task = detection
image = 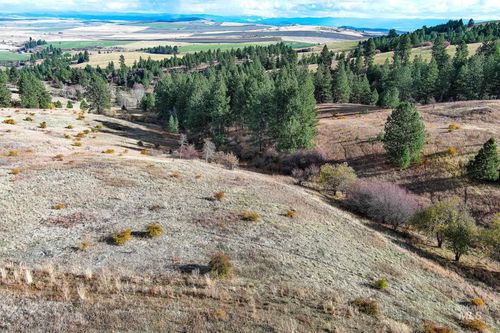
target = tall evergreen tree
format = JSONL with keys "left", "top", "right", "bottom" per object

{"left": 383, "top": 102, "right": 425, "bottom": 168}
{"left": 467, "top": 138, "right": 500, "bottom": 181}
{"left": 314, "top": 64, "right": 333, "bottom": 103}
{"left": 332, "top": 63, "right": 351, "bottom": 103}
{"left": 85, "top": 74, "right": 111, "bottom": 114}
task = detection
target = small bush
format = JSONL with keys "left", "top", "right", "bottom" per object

{"left": 137, "top": 140, "right": 144, "bottom": 147}
{"left": 79, "top": 242, "right": 89, "bottom": 251}
{"left": 72, "top": 141, "right": 82, "bottom": 147}
{"left": 347, "top": 180, "right": 420, "bottom": 230}
{"left": 140, "top": 149, "right": 151, "bottom": 156}
{"left": 214, "top": 191, "right": 225, "bottom": 201}
{"left": 208, "top": 253, "right": 233, "bottom": 278}
{"left": 448, "top": 123, "right": 460, "bottom": 132}
{"left": 2, "top": 119, "right": 16, "bottom": 125}
{"left": 53, "top": 154, "right": 64, "bottom": 161}
{"left": 102, "top": 149, "right": 115, "bottom": 154}
{"left": 179, "top": 144, "right": 199, "bottom": 160}
{"left": 145, "top": 223, "right": 164, "bottom": 238}
{"left": 7, "top": 150, "right": 17, "bottom": 157}
{"left": 281, "top": 148, "right": 327, "bottom": 174}
{"left": 95, "top": 124, "right": 103, "bottom": 130}
{"left": 447, "top": 147, "right": 457, "bottom": 156}
{"left": 319, "top": 163, "right": 358, "bottom": 192}
{"left": 241, "top": 211, "right": 260, "bottom": 222}
{"left": 39, "top": 121, "right": 47, "bottom": 129}
{"left": 54, "top": 101, "right": 63, "bottom": 108}
{"left": 52, "top": 203, "right": 66, "bottom": 210}
{"left": 112, "top": 229, "right": 132, "bottom": 246}
{"left": 463, "top": 319, "right": 488, "bottom": 332}
{"left": 64, "top": 134, "right": 71, "bottom": 139}
{"left": 76, "top": 132, "right": 85, "bottom": 139}
{"left": 24, "top": 116, "right": 33, "bottom": 122}
{"left": 470, "top": 298, "right": 485, "bottom": 307}
{"left": 291, "top": 164, "right": 320, "bottom": 184}
{"left": 77, "top": 114, "right": 85, "bottom": 120}
{"left": 10, "top": 168, "right": 20, "bottom": 175}
{"left": 423, "top": 322, "right": 455, "bottom": 333}
{"left": 212, "top": 151, "right": 239, "bottom": 170}
{"left": 286, "top": 209, "right": 297, "bottom": 219}
{"left": 373, "top": 277, "right": 389, "bottom": 290}
{"left": 351, "top": 298, "right": 381, "bottom": 316}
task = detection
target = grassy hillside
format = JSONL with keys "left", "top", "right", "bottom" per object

{"left": 1, "top": 106, "right": 498, "bottom": 332}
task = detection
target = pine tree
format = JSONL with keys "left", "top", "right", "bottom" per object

{"left": 364, "top": 39, "right": 376, "bottom": 67}
{"left": 394, "top": 34, "right": 412, "bottom": 64}
{"left": 432, "top": 35, "right": 450, "bottom": 68}
{"left": 383, "top": 102, "right": 425, "bottom": 168}
{"left": 140, "top": 93, "right": 155, "bottom": 112}
{"left": 84, "top": 74, "right": 111, "bottom": 114}
{"left": 167, "top": 114, "right": 179, "bottom": 133}
{"left": 246, "top": 73, "right": 275, "bottom": 151}
{"left": 332, "top": 63, "right": 351, "bottom": 103}
{"left": 0, "top": 74, "right": 11, "bottom": 107}
{"left": 314, "top": 64, "right": 333, "bottom": 103}
{"left": 18, "top": 72, "right": 51, "bottom": 109}
{"left": 207, "top": 76, "right": 230, "bottom": 144}
{"left": 467, "top": 138, "right": 500, "bottom": 181}
{"left": 272, "top": 66, "right": 317, "bottom": 151}
{"left": 319, "top": 45, "right": 332, "bottom": 68}
{"left": 380, "top": 86, "right": 400, "bottom": 108}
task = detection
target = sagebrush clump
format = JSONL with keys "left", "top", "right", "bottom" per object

{"left": 463, "top": 319, "right": 488, "bottom": 332}
{"left": 373, "top": 277, "right": 389, "bottom": 290}
{"left": 214, "top": 191, "right": 225, "bottom": 201}
{"left": 423, "top": 322, "right": 455, "bottom": 333}
{"left": 241, "top": 211, "right": 260, "bottom": 222}
{"left": 209, "top": 253, "right": 233, "bottom": 278}
{"left": 145, "top": 223, "right": 164, "bottom": 238}
{"left": 319, "top": 162, "right": 357, "bottom": 192}
{"left": 351, "top": 298, "right": 381, "bottom": 316}
{"left": 112, "top": 229, "right": 132, "bottom": 246}
{"left": 2, "top": 119, "right": 16, "bottom": 125}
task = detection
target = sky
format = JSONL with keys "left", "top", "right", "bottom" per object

{"left": 0, "top": 0, "right": 499, "bottom": 20}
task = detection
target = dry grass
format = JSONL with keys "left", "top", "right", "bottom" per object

{"left": 102, "top": 149, "right": 115, "bottom": 154}
{"left": 424, "top": 322, "right": 456, "bottom": 333}
{"left": 2, "top": 118, "right": 16, "bottom": 125}
{"left": 214, "top": 191, "right": 225, "bottom": 201}
{"left": 463, "top": 319, "right": 489, "bottom": 332}
{"left": 286, "top": 209, "right": 297, "bottom": 218}
{"left": 39, "top": 121, "right": 47, "bottom": 129}
{"left": 7, "top": 149, "right": 18, "bottom": 157}
{"left": 240, "top": 211, "right": 260, "bottom": 222}
{"left": 111, "top": 229, "right": 133, "bottom": 246}
{"left": 52, "top": 203, "right": 66, "bottom": 210}
{"left": 351, "top": 298, "right": 381, "bottom": 317}
{"left": 9, "top": 168, "right": 21, "bottom": 175}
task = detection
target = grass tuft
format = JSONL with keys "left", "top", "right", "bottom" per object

{"left": 470, "top": 298, "right": 485, "bottom": 307}
{"left": 2, "top": 119, "right": 16, "bottom": 125}
{"left": 7, "top": 150, "right": 17, "bottom": 157}
{"left": 24, "top": 116, "right": 33, "bottom": 122}
{"left": 102, "top": 149, "right": 115, "bottom": 154}
{"left": 52, "top": 203, "right": 66, "bottom": 210}
{"left": 424, "top": 322, "right": 456, "bottom": 333}
{"left": 373, "top": 277, "right": 389, "bottom": 290}
{"left": 241, "top": 211, "right": 261, "bottom": 222}
{"left": 112, "top": 229, "right": 132, "bottom": 246}
{"left": 286, "top": 209, "right": 297, "bottom": 218}
{"left": 214, "top": 191, "right": 225, "bottom": 201}
{"left": 209, "top": 252, "right": 233, "bottom": 278}
{"left": 39, "top": 121, "right": 47, "bottom": 129}
{"left": 140, "top": 149, "right": 151, "bottom": 156}
{"left": 146, "top": 223, "right": 164, "bottom": 238}
{"left": 463, "top": 319, "right": 488, "bottom": 332}
{"left": 65, "top": 124, "right": 73, "bottom": 129}
{"left": 351, "top": 298, "right": 381, "bottom": 316}
{"left": 10, "top": 168, "right": 21, "bottom": 175}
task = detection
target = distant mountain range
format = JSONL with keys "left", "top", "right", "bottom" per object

{"left": 0, "top": 12, "right": 465, "bottom": 32}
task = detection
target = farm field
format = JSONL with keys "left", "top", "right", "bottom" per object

{"left": 72, "top": 51, "right": 177, "bottom": 67}
{"left": 0, "top": 51, "right": 30, "bottom": 62}
{"left": 45, "top": 40, "right": 132, "bottom": 49}
{"left": 0, "top": 105, "right": 499, "bottom": 332}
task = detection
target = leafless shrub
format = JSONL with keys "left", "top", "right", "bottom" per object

{"left": 347, "top": 180, "right": 421, "bottom": 230}
{"left": 282, "top": 148, "right": 327, "bottom": 174}
{"left": 202, "top": 138, "right": 216, "bottom": 162}
{"left": 180, "top": 144, "right": 199, "bottom": 159}
{"left": 213, "top": 151, "right": 239, "bottom": 170}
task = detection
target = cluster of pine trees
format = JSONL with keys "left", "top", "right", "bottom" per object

{"left": 154, "top": 60, "right": 316, "bottom": 151}
{"left": 360, "top": 19, "right": 500, "bottom": 52}
{"left": 142, "top": 45, "right": 179, "bottom": 55}
{"left": 24, "top": 37, "right": 47, "bottom": 50}
{"left": 312, "top": 38, "right": 500, "bottom": 106}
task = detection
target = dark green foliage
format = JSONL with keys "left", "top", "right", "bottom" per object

{"left": 467, "top": 138, "right": 500, "bottom": 181}
{"left": 142, "top": 45, "right": 179, "bottom": 54}
{"left": 18, "top": 72, "right": 51, "bottom": 109}
{"left": 380, "top": 87, "right": 400, "bottom": 108}
{"left": 167, "top": 115, "right": 178, "bottom": 133}
{"left": 66, "top": 101, "right": 73, "bottom": 108}
{"left": 444, "top": 213, "right": 477, "bottom": 261}
{"left": 84, "top": 74, "right": 111, "bottom": 114}
{"left": 314, "top": 64, "right": 333, "bottom": 103}
{"left": 54, "top": 101, "right": 63, "bottom": 108}
{"left": 0, "top": 71, "right": 11, "bottom": 107}
{"left": 140, "top": 93, "right": 155, "bottom": 112}
{"left": 332, "top": 62, "right": 350, "bottom": 103}
{"left": 383, "top": 102, "right": 425, "bottom": 168}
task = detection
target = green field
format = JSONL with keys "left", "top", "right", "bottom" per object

{"left": 0, "top": 51, "right": 30, "bottom": 62}
{"left": 46, "top": 40, "right": 131, "bottom": 49}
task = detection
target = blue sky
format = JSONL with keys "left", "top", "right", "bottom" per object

{"left": 1, "top": 0, "right": 499, "bottom": 20}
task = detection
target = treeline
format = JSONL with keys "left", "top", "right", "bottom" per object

{"left": 153, "top": 60, "right": 316, "bottom": 151}
{"left": 313, "top": 38, "right": 500, "bottom": 106}
{"left": 24, "top": 37, "right": 47, "bottom": 50}
{"left": 142, "top": 45, "right": 179, "bottom": 55}
{"left": 360, "top": 19, "right": 500, "bottom": 52}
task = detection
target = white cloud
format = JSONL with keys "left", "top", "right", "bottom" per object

{"left": 0, "top": 0, "right": 498, "bottom": 19}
